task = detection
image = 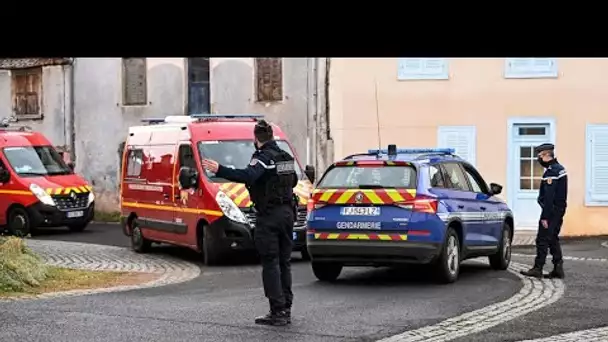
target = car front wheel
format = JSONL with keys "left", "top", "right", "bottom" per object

{"left": 489, "top": 222, "right": 512, "bottom": 270}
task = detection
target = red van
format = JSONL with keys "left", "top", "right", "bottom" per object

{"left": 120, "top": 114, "right": 316, "bottom": 265}
{"left": 0, "top": 123, "right": 95, "bottom": 236}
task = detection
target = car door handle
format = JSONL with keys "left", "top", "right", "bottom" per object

{"left": 163, "top": 194, "right": 170, "bottom": 200}
{"left": 457, "top": 205, "right": 464, "bottom": 209}
{"left": 480, "top": 206, "right": 487, "bottom": 211}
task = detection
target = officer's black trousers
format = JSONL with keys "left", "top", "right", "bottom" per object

{"left": 254, "top": 205, "right": 294, "bottom": 313}
{"left": 534, "top": 216, "right": 564, "bottom": 269}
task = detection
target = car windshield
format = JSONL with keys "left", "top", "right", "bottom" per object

{"left": 317, "top": 165, "right": 417, "bottom": 189}
{"left": 197, "top": 140, "right": 303, "bottom": 182}
{"left": 3, "top": 145, "right": 72, "bottom": 177}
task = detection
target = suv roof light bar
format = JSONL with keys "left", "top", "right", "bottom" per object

{"left": 190, "top": 113, "right": 264, "bottom": 121}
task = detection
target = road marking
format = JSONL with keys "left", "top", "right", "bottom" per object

{"left": 512, "top": 253, "right": 608, "bottom": 263}
{"left": 601, "top": 241, "right": 608, "bottom": 249}
{"left": 516, "top": 325, "right": 608, "bottom": 341}
{"left": 376, "top": 261, "right": 565, "bottom": 342}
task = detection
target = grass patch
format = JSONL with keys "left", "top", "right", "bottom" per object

{"left": 94, "top": 210, "right": 121, "bottom": 223}
{"left": 0, "top": 237, "right": 157, "bottom": 298}
{"left": 0, "top": 267, "right": 158, "bottom": 297}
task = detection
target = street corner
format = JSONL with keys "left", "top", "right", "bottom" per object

{"left": 0, "top": 239, "right": 202, "bottom": 302}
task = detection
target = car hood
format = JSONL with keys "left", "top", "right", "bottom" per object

{"left": 216, "top": 179, "right": 313, "bottom": 208}
{"left": 21, "top": 174, "right": 92, "bottom": 195}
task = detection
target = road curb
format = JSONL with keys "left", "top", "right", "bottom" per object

{"left": 0, "top": 240, "right": 202, "bottom": 302}
{"left": 91, "top": 221, "right": 121, "bottom": 225}
{"left": 376, "top": 261, "right": 565, "bottom": 342}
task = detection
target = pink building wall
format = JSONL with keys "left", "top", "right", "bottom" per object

{"left": 328, "top": 58, "right": 608, "bottom": 236}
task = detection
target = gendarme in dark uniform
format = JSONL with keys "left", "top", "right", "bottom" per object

{"left": 521, "top": 143, "right": 568, "bottom": 279}
{"left": 205, "top": 120, "right": 297, "bottom": 326}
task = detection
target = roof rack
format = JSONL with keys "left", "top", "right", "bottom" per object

{"left": 190, "top": 113, "right": 264, "bottom": 121}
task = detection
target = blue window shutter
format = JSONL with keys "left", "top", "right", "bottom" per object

{"left": 437, "top": 126, "right": 476, "bottom": 166}
{"left": 587, "top": 125, "right": 608, "bottom": 203}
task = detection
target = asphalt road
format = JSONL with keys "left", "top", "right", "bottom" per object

{"left": 2, "top": 223, "right": 607, "bottom": 342}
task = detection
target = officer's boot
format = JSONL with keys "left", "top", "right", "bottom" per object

{"left": 254, "top": 310, "right": 289, "bottom": 326}
{"left": 284, "top": 307, "right": 291, "bottom": 324}
{"left": 520, "top": 266, "right": 543, "bottom": 278}
{"left": 545, "top": 261, "right": 565, "bottom": 279}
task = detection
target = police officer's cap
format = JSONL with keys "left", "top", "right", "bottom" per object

{"left": 254, "top": 119, "right": 273, "bottom": 141}
{"left": 534, "top": 143, "right": 554, "bottom": 154}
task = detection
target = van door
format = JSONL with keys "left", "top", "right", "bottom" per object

{"left": 0, "top": 159, "right": 9, "bottom": 225}
{"left": 174, "top": 142, "right": 199, "bottom": 247}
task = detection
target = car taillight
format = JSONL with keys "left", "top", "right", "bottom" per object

{"left": 397, "top": 195, "right": 438, "bottom": 213}
{"left": 307, "top": 198, "right": 325, "bottom": 212}
{"left": 411, "top": 195, "right": 438, "bottom": 213}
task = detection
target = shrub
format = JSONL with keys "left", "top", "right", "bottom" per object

{"left": 0, "top": 237, "right": 48, "bottom": 292}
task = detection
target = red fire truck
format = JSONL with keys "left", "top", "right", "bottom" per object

{"left": 120, "top": 114, "right": 316, "bottom": 265}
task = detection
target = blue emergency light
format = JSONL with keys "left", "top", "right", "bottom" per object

{"left": 140, "top": 118, "right": 166, "bottom": 125}
{"left": 368, "top": 147, "right": 456, "bottom": 155}
{"left": 190, "top": 113, "right": 264, "bottom": 120}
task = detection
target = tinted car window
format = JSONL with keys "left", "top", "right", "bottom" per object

{"left": 441, "top": 163, "right": 471, "bottom": 192}
{"left": 317, "top": 166, "right": 417, "bottom": 189}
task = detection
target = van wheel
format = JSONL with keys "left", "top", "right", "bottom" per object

{"left": 67, "top": 222, "right": 89, "bottom": 233}
{"left": 312, "top": 262, "right": 342, "bottom": 282}
{"left": 202, "top": 225, "right": 221, "bottom": 266}
{"left": 131, "top": 222, "right": 151, "bottom": 253}
{"left": 434, "top": 227, "right": 461, "bottom": 284}
{"left": 489, "top": 222, "right": 512, "bottom": 270}
{"left": 8, "top": 207, "right": 32, "bottom": 237}
{"left": 301, "top": 248, "right": 311, "bottom": 261}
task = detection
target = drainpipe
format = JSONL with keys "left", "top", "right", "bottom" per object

{"left": 69, "top": 58, "right": 76, "bottom": 163}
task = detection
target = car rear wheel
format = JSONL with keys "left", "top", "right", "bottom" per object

{"left": 434, "top": 227, "right": 461, "bottom": 284}
{"left": 489, "top": 222, "right": 511, "bottom": 270}
{"left": 312, "top": 262, "right": 342, "bottom": 282}
{"left": 131, "top": 222, "right": 151, "bottom": 253}
{"left": 8, "top": 207, "right": 32, "bottom": 237}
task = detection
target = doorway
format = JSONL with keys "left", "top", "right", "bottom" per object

{"left": 187, "top": 58, "right": 210, "bottom": 114}
{"left": 507, "top": 119, "right": 555, "bottom": 230}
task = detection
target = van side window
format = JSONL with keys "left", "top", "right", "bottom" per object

{"left": 178, "top": 144, "right": 196, "bottom": 169}
{"left": 126, "top": 149, "right": 144, "bottom": 177}
{"left": 429, "top": 165, "right": 445, "bottom": 188}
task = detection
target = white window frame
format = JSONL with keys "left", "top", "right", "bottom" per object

{"left": 585, "top": 124, "right": 608, "bottom": 206}
{"left": 504, "top": 58, "right": 558, "bottom": 79}
{"left": 397, "top": 58, "right": 449, "bottom": 81}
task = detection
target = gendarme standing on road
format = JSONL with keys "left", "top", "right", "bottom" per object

{"left": 201, "top": 119, "right": 298, "bottom": 326}
{"left": 521, "top": 143, "right": 568, "bottom": 279}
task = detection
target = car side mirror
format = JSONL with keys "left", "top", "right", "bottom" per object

{"left": 0, "top": 168, "right": 9, "bottom": 183}
{"left": 67, "top": 162, "right": 75, "bottom": 171}
{"left": 305, "top": 165, "right": 316, "bottom": 183}
{"left": 179, "top": 166, "right": 199, "bottom": 189}
{"left": 489, "top": 182, "right": 503, "bottom": 195}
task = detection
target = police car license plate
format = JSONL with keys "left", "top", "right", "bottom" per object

{"left": 66, "top": 210, "right": 84, "bottom": 218}
{"left": 341, "top": 207, "right": 380, "bottom": 216}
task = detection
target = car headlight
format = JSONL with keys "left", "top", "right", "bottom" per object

{"left": 30, "top": 183, "right": 55, "bottom": 206}
{"left": 215, "top": 190, "right": 247, "bottom": 224}
{"left": 88, "top": 190, "right": 95, "bottom": 206}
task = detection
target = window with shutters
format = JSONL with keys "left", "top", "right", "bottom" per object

{"left": 585, "top": 124, "right": 608, "bottom": 205}
{"left": 397, "top": 58, "right": 449, "bottom": 80}
{"left": 122, "top": 58, "right": 147, "bottom": 106}
{"left": 504, "top": 58, "right": 558, "bottom": 79}
{"left": 437, "top": 126, "right": 477, "bottom": 166}
{"left": 255, "top": 58, "right": 283, "bottom": 102}
{"left": 11, "top": 68, "right": 42, "bottom": 120}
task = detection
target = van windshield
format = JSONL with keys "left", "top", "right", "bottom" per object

{"left": 3, "top": 146, "right": 72, "bottom": 177}
{"left": 197, "top": 140, "right": 303, "bottom": 182}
